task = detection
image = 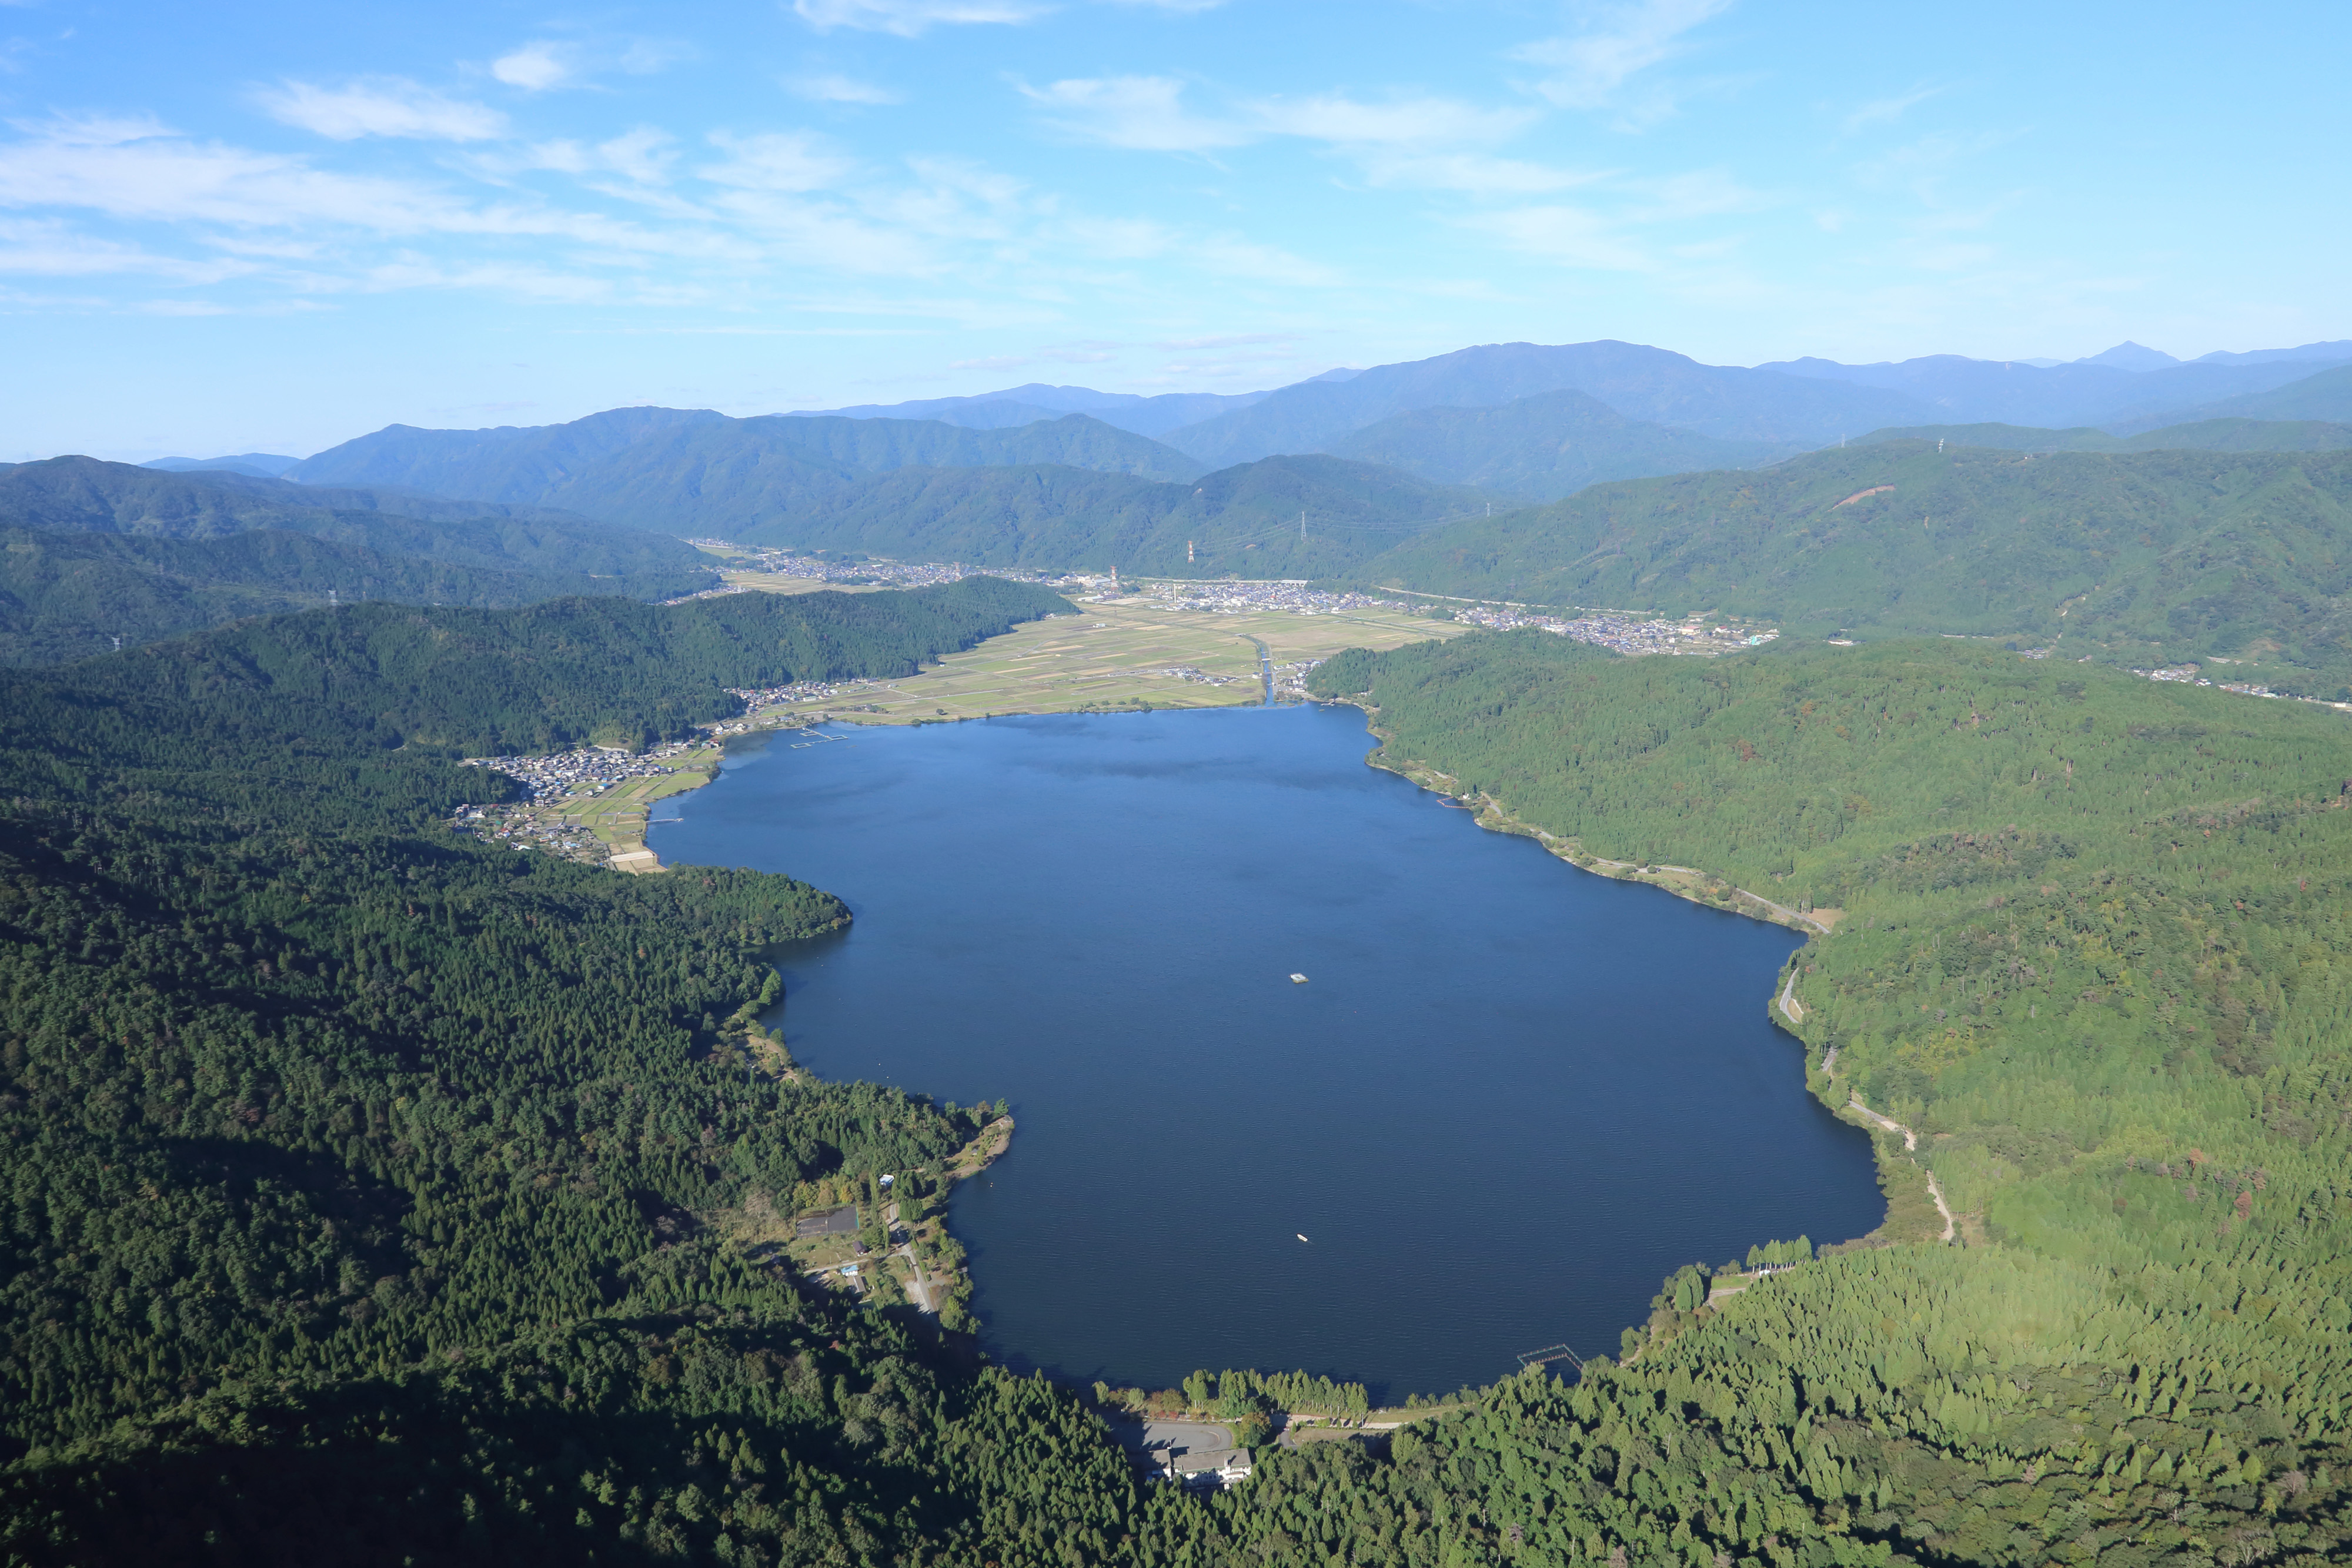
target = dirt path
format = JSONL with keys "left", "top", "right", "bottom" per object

{"left": 1846, "top": 1098, "right": 1956, "bottom": 1242}
{"left": 882, "top": 1200, "right": 936, "bottom": 1313}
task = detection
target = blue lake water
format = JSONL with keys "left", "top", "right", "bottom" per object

{"left": 649, "top": 703, "right": 1882, "bottom": 1400}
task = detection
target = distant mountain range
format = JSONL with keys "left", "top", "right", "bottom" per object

{"left": 728, "top": 453, "right": 1482, "bottom": 579}
{"left": 1325, "top": 388, "right": 1793, "bottom": 501}
{"left": 790, "top": 382, "right": 1271, "bottom": 438}
{"left": 0, "top": 457, "right": 716, "bottom": 664}
{"left": 1756, "top": 347, "right": 2352, "bottom": 430}
{"left": 288, "top": 408, "right": 1205, "bottom": 511}
{"left": 143, "top": 452, "right": 303, "bottom": 479}
{"left": 78, "top": 335, "right": 2352, "bottom": 627}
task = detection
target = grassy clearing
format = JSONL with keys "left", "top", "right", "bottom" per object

{"left": 818, "top": 596, "right": 1464, "bottom": 724}
{"left": 544, "top": 744, "right": 722, "bottom": 869}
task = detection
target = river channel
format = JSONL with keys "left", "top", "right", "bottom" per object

{"left": 649, "top": 703, "right": 1882, "bottom": 1399}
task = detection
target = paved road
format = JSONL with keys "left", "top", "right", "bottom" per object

{"left": 1778, "top": 969, "right": 1805, "bottom": 1024}
{"left": 1848, "top": 1098, "right": 1957, "bottom": 1242}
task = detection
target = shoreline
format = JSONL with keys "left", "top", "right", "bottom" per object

{"left": 512, "top": 681, "right": 1919, "bottom": 1390}
{"left": 1318, "top": 693, "right": 1940, "bottom": 1258}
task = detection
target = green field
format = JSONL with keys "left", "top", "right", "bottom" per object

{"left": 803, "top": 596, "right": 1465, "bottom": 722}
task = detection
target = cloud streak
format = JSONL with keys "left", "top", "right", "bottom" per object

{"left": 257, "top": 78, "right": 507, "bottom": 141}
{"left": 1018, "top": 76, "right": 1247, "bottom": 151}
{"left": 1513, "top": 0, "right": 1735, "bottom": 113}
{"left": 792, "top": 0, "right": 1050, "bottom": 37}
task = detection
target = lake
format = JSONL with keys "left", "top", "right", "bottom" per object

{"left": 649, "top": 703, "right": 1883, "bottom": 1400}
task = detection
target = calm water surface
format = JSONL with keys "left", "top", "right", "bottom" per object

{"left": 650, "top": 704, "right": 1880, "bottom": 1399}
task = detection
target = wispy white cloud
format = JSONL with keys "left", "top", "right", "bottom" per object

{"left": 1154, "top": 331, "right": 1297, "bottom": 350}
{"left": 1191, "top": 236, "right": 1343, "bottom": 286}
{"left": 0, "top": 115, "right": 729, "bottom": 261}
{"left": 949, "top": 342, "right": 1115, "bottom": 370}
{"left": 1626, "top": 167, "right": 1764, "bottom": 221}
{"left": 1461, "top": 203, "right": 1648, "bottom": 270}
{"left": 1018, "top": 76, "right": 1247, "bottom": 152}
{"left": 256, "top": 78, "right": 507, "bottom": 142}
{"left": 792, "top": 0, "right": 1051, "bottom": 38}
{"left": 492, "top": 42, "right": 572, "bottom": 91}
{"left": 1854, "top": 128, "right": 2020, "bottom": 202}
{"left": 593, "top": 128, "right": 680, "bottom": 186}
{"left": 1844, "top": 83, "right": 1946, "bottom": 134}
{"left": 1020, "top": 79, "right": 1542, "bottom": 163}
{"left": 700, "top": 130, "right": 857, "bottom": 192}
{"left": 1355, "top": 152, "right": 1607, "bottom": 194}
{"left": 1513, "top": 0, "right": 1735, "bottom": 113}
{"left": 0, "top": 216, "right": 256, "bottom": 280}
{"left": 1252, "top": 93, "right": 1536, "bottom": 148}
{"left": 789, "top": 73, "right": 903, "bottom": 106}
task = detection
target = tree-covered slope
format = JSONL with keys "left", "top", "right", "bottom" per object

{"left": 1284, "top": 630, "right": 2352, "bottom": 1565}
{"left": 1860, "top": 419, "right": 2352, "bottom": 455}
{"left": 286, "top": 406, "right": 1205, "bottom": 527}
{"left": 514, "top": 413, "right": 1207, "bottom": 535}
{"left": 1328, "top": 387, "right": 1792, "bottom": 500}
{"left": 2110, "top": 364, "right": 2352, "bottom": 436}
{"left": 731, "top": 452, "right": 1484, "bottom": 577}
{"left": 1359, "top": 442, "right": 2352, "bottom": 693}
{"left": 8, "top": 580, "right": 2352, "bottom": 1563}
{"left": 1, "top": 456, "right": 715, "bottom": 581}
{"left": 0, "top": 579, "right": 1145, "bottom": 1566}
{"left": 31, "top": 576, "right": 1073, "bottom": 758}
{"left": 0, "top": 457, "right": 726, "bottom": 662}
{"left": 0, "top": 526, "right": 680, "bottom": 667}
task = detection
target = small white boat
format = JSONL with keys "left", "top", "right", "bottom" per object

{"left": 1296, "top": 1233, "right": 1311, "bottom": 1243}
{"left": 1289, "top": 972, "right": 1309, "bottom": 984}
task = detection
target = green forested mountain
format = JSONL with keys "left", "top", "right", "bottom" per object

{"left": 1359, "top": 442, "right": 2352, "bottom": 694}
{"left": 1325, "top": 388, "right": 1791, "bottom": 500}
{"left": 42, "top": 577, "right": 1072, "bottom": 757}
{"left": 0, "top": 456, "right": 666, "bottom": 551}
{"left": 0, "top": 526, "right": 680, "bottom": 667}
{"left": 0, "top": 457, "right": 709, "bottom": 581}
{"left": 8, "top": 574, "right": 2352, "bottom": 1563}
{"left": 285, "top": 407, "right": 1205, "bottom": 526}
{"left": 1289, "top": 629, "right": 2352, "bottom": 1565}
{"left": 1861, "top": 419, "right": 2352, "bottom": 454}
{"left": 0, "top": 457, "right": 721, "bottom": 661}
{"left": 2110, "top": 363, "right": 2352, "bottom": 434}
{"left": 731, "top": 452, "right": 1483, "bottom": 577}
{"left": 0, "top": 580, "right": 1145, "bottom": 1566}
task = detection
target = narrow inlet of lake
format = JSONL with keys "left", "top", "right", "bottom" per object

{"left": 650, "top": 704, "right": 1882, "bottom": 1399}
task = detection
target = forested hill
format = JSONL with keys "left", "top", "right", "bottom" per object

{"left": 6, "top": 574, "right": 2352, "bottom": 1559}
{"left": 1297, "top": 630, "right": 2352, "bottom": 1564}
{"left": 14, "top": 576, "right": 1073, "bottom": 761}
{"left": 1324, "top": 387, "right": 1791, "bottom": 502}
{"left": 1857, "top": 417, "right": 2352, "bottom": 455}
{"left": 286, "top": 406, "right": 1205, "bottom": 513}
{"left": 1359, "top": 441, "right": 2352, "bottom": 695}
{"left": 0, "top": 457, "right": 721, "bottom": 661}
{"left": 730, "top": 452, "right": 1484, "bottom": 577}
{"left": 0, "top": 577, "right": 1152, "bottom": 1565}
{"left": 0, "top": 527, "right": 705, "bottom": 668}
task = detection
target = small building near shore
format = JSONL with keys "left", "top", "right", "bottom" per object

{"left": 1171, "top": 1448, "right": 1255, "bottom": 1489}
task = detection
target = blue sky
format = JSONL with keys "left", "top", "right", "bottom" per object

{"left": 2, "top": 0, "right": 2346, "bottom": 460}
